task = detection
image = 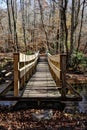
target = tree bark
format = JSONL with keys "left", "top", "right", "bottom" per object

{"left": 70, "top": 0, "right": 75, "bottom": 56}
{"left": 20, "top": 0, "right": 27, "bottom": 52}
{"left": 63, "top": 0, "right": 68, "bottom": 56}
{"left": 59, "top": 0, "right": 65, "bottom": 53}
{"left": 38, "top": 0, "right": 49, "bottom": 51}
{"left": 6, "top": 0, "right": 12, "bottom": 35}
{"left": 77, "top": 0, "right": 85, "bottom": 51}
{"left": 11, "top": 0, "right": 19, "bottom": 52}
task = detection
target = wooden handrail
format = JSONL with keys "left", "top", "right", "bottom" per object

{"left": 14, "top": 52, "right": 39, "bottom": 96}
{"left": 47, "top": 53, "right": 67, "bottom": 97}
{"left": 48, "top": 58, "right": 61, "bottom": 84}
{"left": 19, "top": 53, "right": 36, "bottom": 62}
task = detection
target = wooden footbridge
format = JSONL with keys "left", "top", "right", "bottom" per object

{"left": 0, "top": 51, "right": 82, "bottom": 101}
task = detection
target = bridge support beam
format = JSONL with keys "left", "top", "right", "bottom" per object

{"left": 14, "top": 53, "right": 19, "bottom": 96}
{"left": 60, "top": 54, "right": 66, "bottom": 97}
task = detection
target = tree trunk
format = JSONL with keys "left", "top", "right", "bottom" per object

{"left": 70, "top": 0, "right": 75, "bottom": 56}
{"left": 20, "top": 0, "right": 27, "bottom": 52}
{"left": 56, "top": 29, "right": 59, "bottom": 53}
{"left": 38, "top": 0, "right": 49, "bottom": 51}
{"left": 63, "top": 0, "right": 68, "bottom": 56}
{"left": 77, "top": 0, "right": 85, "bottom": 51}
{"left": 6, "top": 0, "right": 12, "bottom": 35}
{"left": 11, "top": 0, "right": 19, "bottom": 52}
{"left": 59, "top": 0, "right": 64, "bottom": 53}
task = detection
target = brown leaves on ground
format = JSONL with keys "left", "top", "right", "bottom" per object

{"left": 0, "top": 107, "right": 87, "bottom": 130}
{"left": 66, "top": 73, "right": 87, "bottom": 84}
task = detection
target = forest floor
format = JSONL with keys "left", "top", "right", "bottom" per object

{"left": 0, "top": 105, "right": 87, "bottom": 130}
{"left": 66, "top": 73, "right": 87, "bottom": 84}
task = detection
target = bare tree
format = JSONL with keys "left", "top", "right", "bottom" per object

{"left": 70, "top": 0, "right": 75, "bottom": 56}
{"left": 20, "top": 0, "right": 27, "bottom": 52}
{"left": 6, "top": 0, "right": 12, "bottom": 35}
{"left": 11, "top": 0, "right": 19, "bottom": 52}
{"left": 38, "top": 0, "right": 49, "bottom": 51}
{"left": 77, "top": 0, "right": 85, "bottom": 51}
{"left": 59, "top": 0, "right": 68, "bottom": 53}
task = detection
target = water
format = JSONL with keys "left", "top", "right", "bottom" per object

{"left": 0, "top": 101, "right": 17, "bottom": 106}
{"left": 79, "top": 86, "right": 87, "bottom": 113}
{"left": 64, "top": 84, "right": 87, "bottom": 114}
{"left": 0, "top": 101, "right": 14, "bottom": 106}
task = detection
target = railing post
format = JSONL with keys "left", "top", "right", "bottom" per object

{"left": 60, "top": 53, "right": 66, "bottom": 97}
{"left": 14, "top": 53, "right": 19, "bottom": 96}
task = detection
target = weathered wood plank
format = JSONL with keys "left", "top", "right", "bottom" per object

{"left": 13, "top": 53, "right": 19, "bottom": 96}
{"left": 22, "top": 56, "right": 61, "bottom": 98}
{"left": 19, "top": 53, "right": 36, "bottom": 62}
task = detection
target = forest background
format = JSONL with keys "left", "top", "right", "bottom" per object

{"left": 0, "top": 0, "right": 87, "bottom": 71}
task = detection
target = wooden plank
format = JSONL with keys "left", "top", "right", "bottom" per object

{"left": 60, "top": 54, "right": 67, "bottom": 97}
{"left": 0, "top": 96, "right": 82, "bottom": 101}
{"left": 30, "top": 78, "right": 53, "bottom": 81}
{"left": 13, "top": 53, "right": 19, "bottom": 96}
{"left": 48, "top": 59, "right": 61, "bottom": 80}
{"left": 24, "top": 86, "right": 59, "bottom": 90}
{"left": 26, "top": 82, "right": 56, "bottom": 87}
{"left": 48, "top": 56, "right": 60, "bottom": 69}
{"left": 19, "top": 53, "right": 36, "bottom": 62}
{"left": 47, "top": 54, "right": 61, "bottom": 87}
{"left": 23, "top": 90, "right": 61, "bottom": 98}
{"left": 48, "top": 53, "right": 60, "bottom": 63}
{"left": 19, "top": 61, "right": 34, "bottom": 78}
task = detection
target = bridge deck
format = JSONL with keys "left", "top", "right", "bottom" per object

{"left": 22, "top": 55, "right": 61, "bottom": 98}
{"left": 0, "top": 54, "right": 82, "bottom": 101}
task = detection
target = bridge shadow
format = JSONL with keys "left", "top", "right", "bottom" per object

{"left": 13, "top": 101, "right": 65, "bottom": 112}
